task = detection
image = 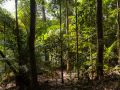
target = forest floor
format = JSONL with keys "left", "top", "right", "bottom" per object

{"left": 38, "top": 70, "right": 120, "bottom": 90}
{"left": 1, "top": 69, "right": 120, "bottom": 90}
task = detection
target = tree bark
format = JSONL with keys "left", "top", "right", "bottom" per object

{"left": 66, "top": 0, "right": 70, "bottom": 73}
{"left": 117, "top": 0, "right": 120, "bottom": 64}
{"left": 15, "top": 0, "right": 22, "bottom": 66}
{"left": 3, "top": 22, "right": 7, "bottom": 71}
{"left": 42, "top": 0, "right": 49, "bottom": 61}
{"left": 59, "top": 0, "right": 64, "bottom": 84}
{"left": 96, "top": 0, "right": 104, "bottom": 79}
{"left": 42, "top": 0, "right": 46, "bottom": 22}
{"left": 75, "top": 0, "right": 80, "bottom": 80}
{"left": 15, "top": 0, "right": 27, "bottom": 89}
{"left": 15, "top": 1, "right": 31, "bottom": 89}
{"left": 29, "top": 0, "right": 38, "bottom": 89}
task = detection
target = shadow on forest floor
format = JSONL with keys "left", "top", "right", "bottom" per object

{"left": 1, "top": 70, "right": 120, "bottom": 90}
{"left": 39, "top": 75, "right": 120, "bottom": 90}
{"left": 38, "top": 70, "right": 120, "bottom": 90}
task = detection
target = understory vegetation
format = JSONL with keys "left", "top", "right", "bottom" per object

{"left": 0, "top": 0, "right": 120, "bottom": 90}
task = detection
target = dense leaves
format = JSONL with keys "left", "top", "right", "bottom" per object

{"left": 0, "top": 0, "right": 120, "bottom": 89}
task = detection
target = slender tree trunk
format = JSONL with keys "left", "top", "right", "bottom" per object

{"left": 3, "top": 22, "right": 7, "bottom": 71}
{"left": 117, "top": 0, "right": 120, "bottom": 64}
{"left": 75, "top": 0, "right": 79, "bottom": 80}
{"left": 15, "top": 1, "right": 31, "bottom": 89}
{"left": 96, "top": 0, "right": 104, "bottom": 79}
{"left": 66, "top": 0, "right": 70, "bottom": 73}
{"left": 42, "top": 0, "right": 49, "bottom": 61}
{"left": 15, "top": 0, "right": 25, "bottom": 89}
{"left": 42, "top": 0, "right": 46, "bottom": 22}
{"left": 59, "top": 0, "right": 64, "bottom": 84}
{"left": 29, "top": 0, "right": 38, "bottom": 89}
{"left": 15, "top": 0, "right": 22, "bottom": 66}
{"left": 88, "top": 0, "right": 93, "bottom": 80}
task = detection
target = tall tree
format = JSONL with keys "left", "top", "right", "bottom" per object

{"left": 29, "top": 0, "right": 38, "bottom": 89}
{"left": 59, "top": 0, "right": 64, "bottom": 84}
{"left": 66, "top": 0, "right": 70, "bottom": 72}
{"left": 42, "top": 0, "right": 46, "bottom": 22}
{"left": 96, "top": 0, "right": 104, "bottom": 79}
{"left": 41, "top": 0, "right": 49, "bottom": 61}
{"left": 88, "top": 0, "right": 93, "bottom": 80}
{"left": 15, "top": 0, "right": 25, "bottom": 89}
{"left": 75, "top": 0, "right": 79, "bottom": 80}
{"left": 3, "top": 22, "right": 6, "bottom": 71}
{"left": 117, "top": 0, "right": 120, "bottom": 64}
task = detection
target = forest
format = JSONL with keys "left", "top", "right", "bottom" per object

{"left": 0, "top": 0, "right": 120, "bottom": 90}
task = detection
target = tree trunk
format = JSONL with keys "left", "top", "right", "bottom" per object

{"left": 15, "top": 0, "right": 27, "bottom": 89}
{"left": 75, "top": 0, "right": 79, "bottom": 80}
{"left": 42, "top": 0, "right": 49, "bottom": 61}
{"left": 15, "top": 0, "right": 31, "bottom": 90}
{"left": 15, "top": 0, "right": 22, "bottom": 66}
{"left": 42, "top": 0, "right": 46, "bottom": 22}
{"left": 96, "top": 0, "right": 104, "bottom": 79}
{"left": 88, "top": 0, "right": 93, "bottom": 80}
{"left": 3, "top": 22, "right": 7, "bottom": 71}
{"left": 66, "top": 0, "right": 70, "bottom": 73}
{"left": 59, "top": 0, "right": 64, "bottom": 84}
{"left": 29, "top": 0, "right": 38, "bottom": 89}
{"left": 117, "top": 0, "right": 120, "bottom": 64}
